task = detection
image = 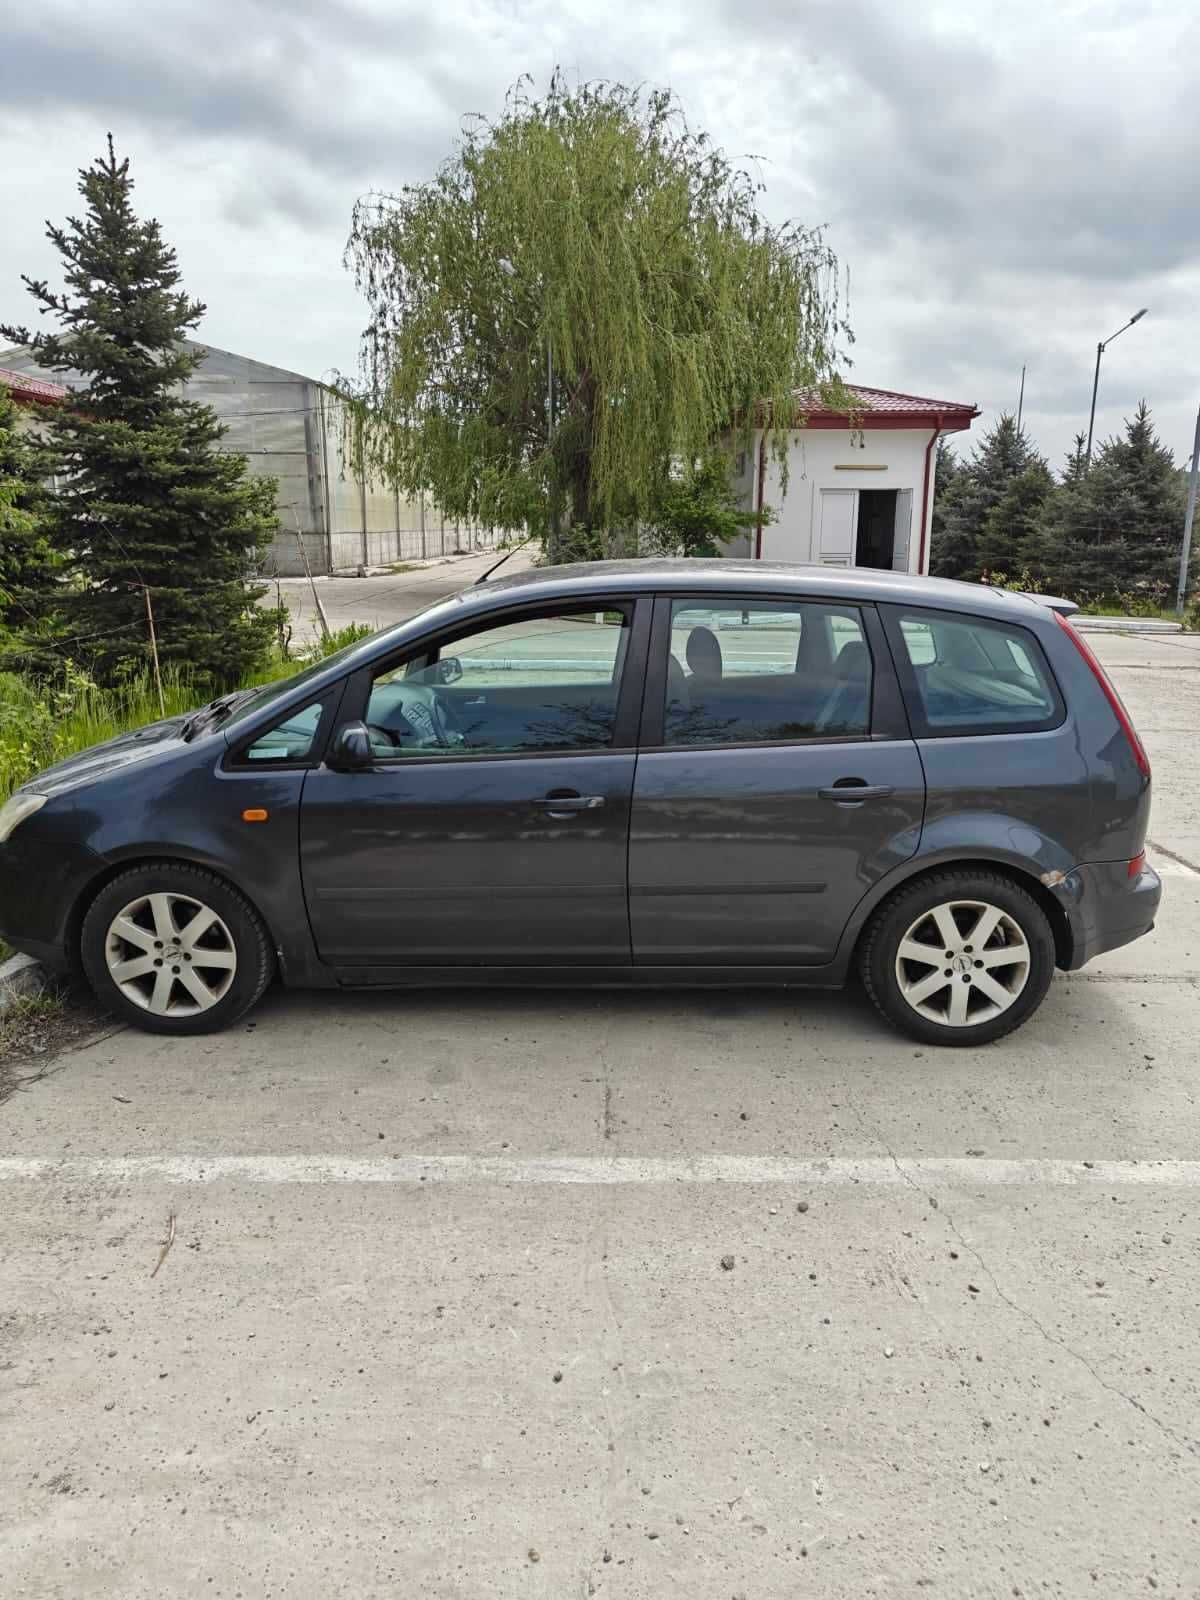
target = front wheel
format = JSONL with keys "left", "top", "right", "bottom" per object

{"left": 81, "top": 863, "right": 274, "bottom": 1035}
{"left": 859, "top": 870, "right": 1056, "bottom": 1046}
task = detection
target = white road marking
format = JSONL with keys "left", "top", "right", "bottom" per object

{"left": 1, "top": 1156, "right": 1199, "bottom": 1186}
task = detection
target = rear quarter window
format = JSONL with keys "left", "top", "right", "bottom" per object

{"left": 886, "top": 607, "right": 1064, "bottom": 737}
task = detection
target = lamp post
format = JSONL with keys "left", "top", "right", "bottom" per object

{"left": 1085, "top": 308, "right": 1148, "bottom": 468}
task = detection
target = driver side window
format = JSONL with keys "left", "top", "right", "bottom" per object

{"left": 363, "top": 605, "right": 632, "bottom": 758}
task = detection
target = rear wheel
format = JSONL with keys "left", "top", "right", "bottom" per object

{"left": 860, "top": 870, "right": 1055, "bottom": 1046}
{"left": 81, "top": 863, "right": 274, "bottom": 1035}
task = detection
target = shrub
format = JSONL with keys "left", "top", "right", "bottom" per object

{"left": 318, "top": 622, "right": 374, "bottom": 657}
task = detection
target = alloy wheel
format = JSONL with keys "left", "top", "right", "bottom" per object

{"left": 894, "top": 898, "right": 1031, "bottom": 1028}
{"left": 104, "top": 892, "right": 238, "bottom": 1017}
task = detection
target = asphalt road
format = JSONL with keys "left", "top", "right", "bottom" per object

{"left": 2, "top": 595, "right": 1199, "bottom": 1600}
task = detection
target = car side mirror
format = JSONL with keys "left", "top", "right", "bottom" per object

{"left": 436, "top": 655, "right": 463, "bottom": 685}
{"left": 328, "top": 721, "right": 374, "bottom": 771}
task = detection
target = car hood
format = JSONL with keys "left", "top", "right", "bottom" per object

{"left": 22, "top": 716, "right": 193, "bottom": 799}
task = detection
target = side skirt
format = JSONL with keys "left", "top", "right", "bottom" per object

{"left": 329, "top": 963, "right": 847, "bottom": 991}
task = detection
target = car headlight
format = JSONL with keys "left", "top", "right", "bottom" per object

{"left": 0, "top": 793, "right": 47, "bottom": 844}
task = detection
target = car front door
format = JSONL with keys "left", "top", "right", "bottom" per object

{"left": 299, "top": 598, "right": 649, "bottom": 970}
{"left": 628, "top": 594, "right": 926, "bottom": 966}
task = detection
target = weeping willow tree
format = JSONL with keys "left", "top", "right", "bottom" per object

{"left": 344, "top": 73, "right": 851, "bottom": 558}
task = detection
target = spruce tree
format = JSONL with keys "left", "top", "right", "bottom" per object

{"left": 977, "top": 460, "right": 1054, "bottom": 579}
{"left": 929, "top": 415, "right": 1049, "bottom": 581}
{"left": 0, "top": 382, "right": 60, "bottom": 658}
{"left": 928, "top": 438, "right": 963, "bottom": 575}
{"left": 1033, "top": 404, "right": 1190, "bottom": 605}
{"left": 1, "top": 138, "right": 277, "bottom": 688}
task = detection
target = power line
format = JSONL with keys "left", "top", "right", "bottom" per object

{"left": 3, "top": 617, "right": 145, "bottom": 654}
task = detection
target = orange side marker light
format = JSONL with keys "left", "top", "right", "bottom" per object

{"left": 242, "top": 808, "right": 269, "bottom": 823}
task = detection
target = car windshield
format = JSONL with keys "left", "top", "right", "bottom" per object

{"left": 219, "top": 633, "right": 379, "bottom": 731}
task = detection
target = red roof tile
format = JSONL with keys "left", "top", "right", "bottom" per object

{"left": 796, "top": 383, "right": 978, "bottom": 429}
{"left": 0, "top": 365, "right": 69, "bottom": 405}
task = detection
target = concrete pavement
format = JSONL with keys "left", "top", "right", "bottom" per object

{"left": 2, "top": 624, "right": 1199, "bottom": 1599}
{"left": 273, "top": 545, "right": 539, "bottom": 645}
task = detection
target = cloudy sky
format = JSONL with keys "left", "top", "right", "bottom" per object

{"left": 2, "top": 0, "right": 1197, "bottom": 469}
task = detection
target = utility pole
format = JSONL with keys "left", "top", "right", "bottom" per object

{"left": 1016, "top": 365, "right": 1026, "bottom": 433}
{"left": 142, "top": 585, "right": 166, "bottom": 718}
{"left": 291, "top": 506, "right": 331, "bottom": 643}
{"left": 1177, "top": 402, "right": 1200, "bottom": 615}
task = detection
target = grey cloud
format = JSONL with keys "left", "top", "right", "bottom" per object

{"left": 0, "top": 3, "right": 457, "bottom": 186}
{"left": 725, "top": 0, "right": 1200, "bottom": 280}
{"left": 3, "top": 0, "right": 1197, "bottom": 466}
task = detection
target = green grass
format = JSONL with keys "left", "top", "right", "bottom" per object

{"left": 1082, "top": 602, "right": 1185, "bottom": 622}
{"left": 0, "top": 625, "right": 378, "bottom": 808}
{"left": 0, "top": 666, "right": 199, "bottom": 804}
{"left": 0, "top": 658, "right": 299, "bottom": 805}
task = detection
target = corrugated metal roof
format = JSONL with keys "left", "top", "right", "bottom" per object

{"left": 0, "top": 365, "right": 69, "bottom": 405}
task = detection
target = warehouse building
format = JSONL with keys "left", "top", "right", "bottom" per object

{"left": 0, "top": 340, "right": 501, "bottom": 576}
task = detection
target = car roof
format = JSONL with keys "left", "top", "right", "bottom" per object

{"left": 471, "top": 558, "right": 1051, "bottom": 622}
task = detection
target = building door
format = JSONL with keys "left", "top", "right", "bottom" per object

{"left": 817, "top": 489, "right": 857, "bottom": 565}
{"left": 892, "top": 489, "right": 914, "bottom": 572}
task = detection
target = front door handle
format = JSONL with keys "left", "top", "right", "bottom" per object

{"left": 818, "top": 782, "right": 895, "bottom": 805}
{"left": 533, "top": 792, "right": 606, "bottom": 817}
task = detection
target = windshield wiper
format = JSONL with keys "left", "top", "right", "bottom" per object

{"left": 181, "top": 690, "right": 256, "bottom": 741}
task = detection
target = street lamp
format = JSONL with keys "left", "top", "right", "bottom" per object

{"left": 1085, "top": 308, "right": 1148, "bottom": 468}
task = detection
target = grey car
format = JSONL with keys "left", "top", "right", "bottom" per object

{"left": 0, "top": 560, "right": 1160, "bottom": 1045}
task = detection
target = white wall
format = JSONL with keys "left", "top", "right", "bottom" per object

{"left": 751, "top": 426, "right": 942, "bottom": 575}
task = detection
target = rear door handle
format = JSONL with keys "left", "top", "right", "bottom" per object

{"left": 533, "top": 793, "right": 606, "bottom": 815}
{"left": 818, "top": 783, "right": 895, "bottom": 804}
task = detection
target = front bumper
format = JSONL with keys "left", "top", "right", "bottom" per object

{"left": 1058, "top": 859, "right": 1162, "bottom": 971}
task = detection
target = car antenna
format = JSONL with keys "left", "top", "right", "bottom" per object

{"left": 475, "top": 531, "right": 538, "bottom": 585}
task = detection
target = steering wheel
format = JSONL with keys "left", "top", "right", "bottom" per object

{"left": 370, "top": 685, "right": 464, "bottom": 750}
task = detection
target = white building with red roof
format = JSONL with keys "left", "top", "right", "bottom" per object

{"left": 0, "top": 363, "right": 69, "bottom": 413}
{"left": 731, "top": 384, "right": 978, "bottom": 575}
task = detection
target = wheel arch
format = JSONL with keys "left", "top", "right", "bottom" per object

{"left": 844, "top": 853, "right": 1075, "bottom": 972}
{"left": 68, "top": 853, "right": 281, "bottom": 971}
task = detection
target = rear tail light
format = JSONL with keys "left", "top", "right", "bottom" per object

{"left": 1128, "top": 850, "right": 1146, "bottom": 879}
{"left": 1054, "top": 612, "right": 1151, "bottom": 779}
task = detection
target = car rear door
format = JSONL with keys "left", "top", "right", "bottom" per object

{"left": 299, "top": 597, "right": 650, "bottom": 970}
{"left": 628, "top": 593, "right": 926, "bottom": 966}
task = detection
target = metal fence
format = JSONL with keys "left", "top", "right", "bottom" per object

{"left": 328, "top": 518, "right": 505, "bottom": 573}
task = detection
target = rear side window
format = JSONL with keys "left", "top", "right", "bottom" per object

{"left": 662, "top": 598, "right": 872, "bottom": 746}
{"left": 886, "top": 607, "right": 1063, "bottom": 736}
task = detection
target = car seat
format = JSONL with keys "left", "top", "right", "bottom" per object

{"left": 685, "top": 626, "right": 723, "bottom": 682}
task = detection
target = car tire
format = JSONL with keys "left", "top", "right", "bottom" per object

{"left": 81, "top": 862, "right": 274, "bottom": 1036}
{"left": 859, "top": 869, "right": 1056, "bottom": 1047}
